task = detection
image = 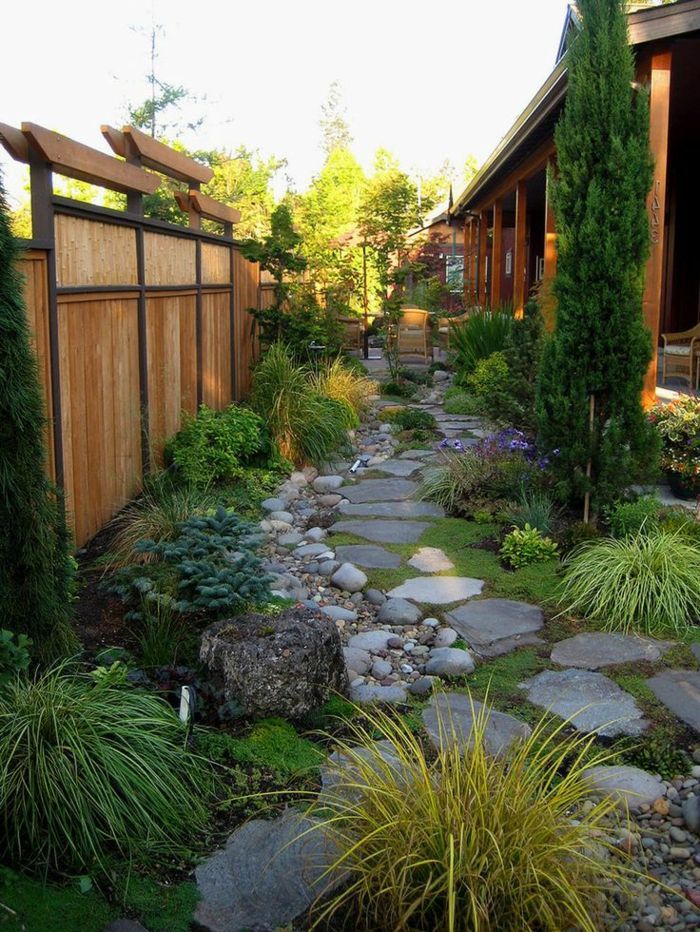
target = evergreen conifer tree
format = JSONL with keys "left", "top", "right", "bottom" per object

{"left": 0, "top": 172, "right": 76, "bottom": 660}
{"left": 536, "top": 0, "right": 657, "bottom": 512}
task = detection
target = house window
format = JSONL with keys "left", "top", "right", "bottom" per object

{"left": 505, "top": 250, "right": 512, "bottom": 276}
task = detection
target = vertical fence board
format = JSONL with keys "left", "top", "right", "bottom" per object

{"left": 144, "top": 232, "right": 196, "bottom": 285}
{"left": 55, "top": 215, "right": 137, "bottom": 287}
{"left": 233, "top": 248, "right": 259, "bottom": 398}
{"left": 201, "top": 290, "right": 232, "bottom": 409}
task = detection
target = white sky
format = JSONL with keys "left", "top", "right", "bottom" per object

{"left": 1, "top": 0, "right": 569, "bottom": 210}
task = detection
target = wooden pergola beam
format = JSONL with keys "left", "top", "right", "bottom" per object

{"left": 0, "top": 122, "right": 30, "bottom": 162}
{"left": 116, "top": 124, "right": 214, "bottom": 185}
{"left": 175, "top": 189, "right": 241, "bottom": 227}
{"left": 21, "top": 122, "right": 160, "bottom": 195}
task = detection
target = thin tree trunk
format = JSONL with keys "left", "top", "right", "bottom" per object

{"left": 583, "top": 393, "right": 595, "bottom": 524}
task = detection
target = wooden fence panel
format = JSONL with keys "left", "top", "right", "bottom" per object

{"left": 57, "top": 294, "right": 142, "bottom": 545}
{"left": 233, "top": 249, "right": 260, "bottom": 399}
{"left": 55, "top": 214, "right": 137, "bottom": 287}
{"left": 146, "top": 292, "right": 198, "bottom": 464}
{"left": 201, "top": 289, "right": 232, "bottom": 409}
{"left": 18, "top": 249, "right": 55, "bottom": 481}
{"left": 202, "top": 242, "right": 231, "bottom": 285}
{"left": 144, "top": 231, "right": 196, "bottom": 286}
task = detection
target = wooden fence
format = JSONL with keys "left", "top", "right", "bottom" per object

{"left": 2, "top": 121, "right": 262, "bottom": 546}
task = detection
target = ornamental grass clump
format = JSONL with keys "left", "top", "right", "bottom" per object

{"left": 0, "top": 665, "right": 210, "bottom": 875}
{"left": 250, "top": 342, "right": 351, "bottom": 466}
{"left": 311, "top": 357, "right": 378, "bottom": 428}
{"left": 449, "top": 305, "right": 514, "bottom": 381}
{"left": 307, "top": 698, "right": 625, "bottom": 932}
{"left": 559, "top": 528, "right": 700, "bottom": 637}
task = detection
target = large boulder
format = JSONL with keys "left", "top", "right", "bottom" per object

{"left": 200, "top": 608, "right": 348, "bottom": 719}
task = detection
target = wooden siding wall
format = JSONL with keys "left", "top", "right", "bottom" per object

{"left": 18, "top": 209, "right": 261, "bottom": 546}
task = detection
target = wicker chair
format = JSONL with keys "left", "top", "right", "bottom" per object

{"left": 661, "top": 322, "right": 700, "bottom": 387}
{"left": 437, "top": 311, "right": 469, "bottom": 351}
{"left": 394, "top": 306, "right": 431, "bottom": 362}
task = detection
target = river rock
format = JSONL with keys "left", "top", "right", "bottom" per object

{"left": 581, "top": 765, "right": 666, "bottom": 810}
{"left": 313, "top": 475, "right": 345, "bottom": 493}
{"left": 331, "top": 563, "right": 368, "bottom": 593}
{"left": 378, "top": 597, "right": 422, "bottom": 626}
{"left": 425, "top": 647, "right": 475, "bottom": 676}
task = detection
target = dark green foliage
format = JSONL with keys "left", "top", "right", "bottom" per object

{"left": 536, "top": 0, "right": 657, "bottom": 508}
{"left": 111, "top": 507, "right": 273, "bottom": 619}
{"left": 605, "top": 495, "right": 661, "bottom": 538}
{"left": 197, "top": 718, "right": 323, "bottom": 777}
{"left": 379, "top": 379, "right": 417, "bottom": 399}
{"left": 382, "top": 407, "right": 436, "bottom": 431}
{"left": 165, "top": 403, "right": 281, "bottom": 486}
{"left": 0, "top": 666, "right": 210, "bottom": 874}
{"left": 443, "top": 391, "right": 481, "bottom": 416}
{"left": 250, "top": 290, "right": 344, "bottom": 363}
{"left": 0, "top": 173, "right": 77, "bottom": 660}
{"left": 239, "top": 204, "right": 306, "bottom": 308}
{"left": 466, "top": 351, "right": 510, "bottom": 403}
{"left": 505, "top": 489, "right": 561, "bottom": 537}
{"left": 450, "top": 306, "right": 514, "bottom": 383}
{"left": 134, "top": 600, "right": 192, "bottom": 668}
{"left": 560, "top": 519, "right": 604, "bottom": 554}
{"left": 0, "top": 630, "right": 32, "bottom": 685}
{"left": 617, "top": 731, "right": 689, "bottom": 782}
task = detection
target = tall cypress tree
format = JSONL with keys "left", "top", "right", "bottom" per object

{"left": 536, "top": 0, "right": 657, "bottom": 512}
{"left": 0, "top": 172, "right": 76, "bottom": 660}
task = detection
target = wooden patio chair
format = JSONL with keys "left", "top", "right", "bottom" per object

{"left": 661, "top": 322, "right": 700, "bottom": 386}
{"left": 336, "top": 315, "right": 363, "bottom": 353}
{"left": 395, "top": 306, "right": 431, "bottom": 362}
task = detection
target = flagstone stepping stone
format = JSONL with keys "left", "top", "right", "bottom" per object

{"left": 388, "top": 576, "right": 484, "bottom": 604}
{"left": 332, "top": 519, "right": 430, "bottom": 544}
{"left": 408, "top": 546, "right": 454, "bottom": 572}
{"left": 581, "top": 765, "right": 666, "bottom": 810}
{"left": 646, "top": 670, "right": 700, "bottom": 732}
{"left": 423, "top": 693, "right": 531, "bottom": 756}
{"left": 446, "top": 599, "right": 544, "bottom": 657}
{"left": 341, "top": 478, "right": 418, "bottom": 503}
{"left": 425, "top": 647, "right": 476, "bottom": 676}
{"left": 350, "top": 683, "right": 409, "bottom": 704}
{"left": 334, "top": 544, "right": 402, "bottom": 569}
{"left": 319, "top": 739, "right": 412, "bottom": 806}
{"left": 399, "top": 449, "right": 435, "bottom": 459}
{"left": 371, "top": 458, "right": 425, "bottom": 477}
{"left": 551, "top": 632, "right": 673, "bottom": 670}
{"left": 195, "top": 809, "right": 340, "bottom": 932}
{"left": 348, "top": 630, "right": 394, "bottom": 652}
{"left": 519, "top": 669, "right": 648, "bottom": 737}
{"left": 293, "top": 542, "right": 335, "bottom": 560}
{"left": 337, "top": 500, "right": 444, "bottom": 518}
{"left": 378, "top": 597, "right": 422, "bottom": 626}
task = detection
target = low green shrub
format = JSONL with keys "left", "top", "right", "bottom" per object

{"left": 308, "top": 698, "right": 624, "bottom": 931}
{"left": 466, "top": 350, "right": 510, "bottom": 401}
{"left": 617, "top": 731, "right": 689, "bottom": 782}
{"left": 500, "top": 524, "right": 559, "bottom": 568}
{"left": 559, "top": 529, "right": 700, "bottom": 637}
{"left": 165, "top": 404, "right": 277, "bottom": 487}
{"left": 659, "top": 509, "right": 700, "bottom": 545}
{"left": 0, "top": 629, "right": 31, "bottom": 685}
{"left": 505, "top": 489, "right": 560, "bottom": 537}
{"left": 442, "top": 390, "right": 481, "bottom": 415}
{"left": 197, "top": 718, "right": 323, "bottom": 778}
{"left": 0, "top": 666, "right": 210, "bottom": 874}
{"left": 605, "top": 496, "right": 661, "bottom": 538}
{"left": 560, "top": 519, "right": 603, "bottom": 554}
{"left": 111, "top": 507, "right": 273, "bottom": 620}
{"left": 382, "top": 407, "right": 436, "bottom": 432}
{"left": 379, "top": 379, "right": 417, "bottom": 399}
{"left": 450, "top": 306, "right": 514, "bottom": 381}
{"left": 250, "top": 342, "right": 351, "bottom": 466}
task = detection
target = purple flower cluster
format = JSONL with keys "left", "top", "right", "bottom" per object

{"left": 438, "top": 438, "right": 466, "bottom": 453}
{"left": 439, "top": 427, "right": 560, "bottom": 473}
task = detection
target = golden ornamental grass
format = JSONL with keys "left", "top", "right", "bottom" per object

{"left": 306, "top": 695, "right": 629, "bottom": 932}
{"left": 312, "top": 357, "right": 379, "bottom": 425}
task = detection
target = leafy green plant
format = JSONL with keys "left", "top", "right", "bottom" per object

{"left": 500, "top": 524, "right": 559, "bottom": 569}
{"left": 0, "top": 630, "right": 32, "bottom": 686}
{"left": 450, "top": 306, "right": 514, "bottom": 381}
{"left": 604, "top": 495, "right": 661, "bottom": 538}
{"left": 307, "top": 697, "right": 625, "bottom": 932}
{"left": 109, "top": 474, "right": 219, "bottom": 568}
{"left": 379, "top": 379, "right": 417, "bottom": 399}
{"left": 0, "top": 665, "right": 210, "bottom": 874}
{"left": 559, "top": 528, "right": 700, "bottom": 637}
{"left": 111, "top": 507, "right": 273, "bottom": 620}
{"left": 560, "top": 519, "right": 603, "bottom": 554}
{"left": 617, "top": 731, "right": 689, "bottom": 782}
{"left": 660, "top": 510, "right": 700, "bottom": 545}
{"left": 466, "top": 350, "right": 510, "bottom": 402}
{"left": 165, "top": 403, "right": 274, "bottom": 486}
{"left": 250, "top": 342, "right": 351, "bottom": 466}
{"left": 505, "top": 489, "right": 560, "bottom": 537}
{"left": 649, "top": 395, "right": 700, "bottom": 494}
{"left": 442, "top": 390, "right": 481, "bottom": 416}
{"left": 382, "top": 407, "right": 436, "bottom": 432}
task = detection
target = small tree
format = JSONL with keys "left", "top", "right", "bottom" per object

{"left": 0, "top": 173, "right": 76, "bottom": 660}
{"left": 536, "top": 0, "right": 657, "bottom": 515}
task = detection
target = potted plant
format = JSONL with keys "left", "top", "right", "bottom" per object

{"left": 649, "top": 395, "right": 700, "bottom": 500}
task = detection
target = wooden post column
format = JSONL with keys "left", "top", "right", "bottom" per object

{"left": 491, "top": 199, "right": 503, "bottom": 308}
{"left": 463, "top": 218, "right": 473, "bottom": 305}
{"left": 514, "top": 180, "right": 528, "bottom": 317}
{"left": 642, "top": 51, "right": 672, "bottom": 406}
{"left": 543, "top": 159, "right": 558, "bottom": 329}
{"left": 478, "top": 210, "right": 488, "bottom": 306}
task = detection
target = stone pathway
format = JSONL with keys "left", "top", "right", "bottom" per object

{"left": 195, "top": 371, "right": 700, "bottom": 931}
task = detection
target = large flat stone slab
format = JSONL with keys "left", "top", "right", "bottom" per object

{"left": 408, "top": 547, "right": 454, "bottom": 572}
{"left": 446, "top": 599, "right": 544, "bottom": 656}
{"left": 581, "top": 765, "right": 666, "bottom": 810}
{"left": 551, "top": 632, "right": 673, "bottom": 670}
{"left": 195, "top": 809, "right": 340, "bottom": 932}
{"left": 334, "top": 544, "right": 402, "bottom": 569}
{"left": 320, "top": 739, "right": 411, "bottom": 806}
{"left": 340, "top": 478, "right": 418, "bottom": 503}
{"left": 647, "top": 670, "right": 700, "bottom": 732}
{"left": 423, "top": 692, "right": 531, "bottom": 757}
{"left": 388, "top": 576, "right": 484, "bottom": 604}
{"left": 350, "top": 683, "right": 409, "bottom": 704}
{"left": 519, "top": 669, "right": 648, "bottom": 738}
{"left": 371, "top": 458, "right": 425, "bottom": 477}
{"left": 332, "top": 519, "right": 431, "bottom": 544}
{"left": 337, "top": 500, "right": 443, "bottom": 518}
